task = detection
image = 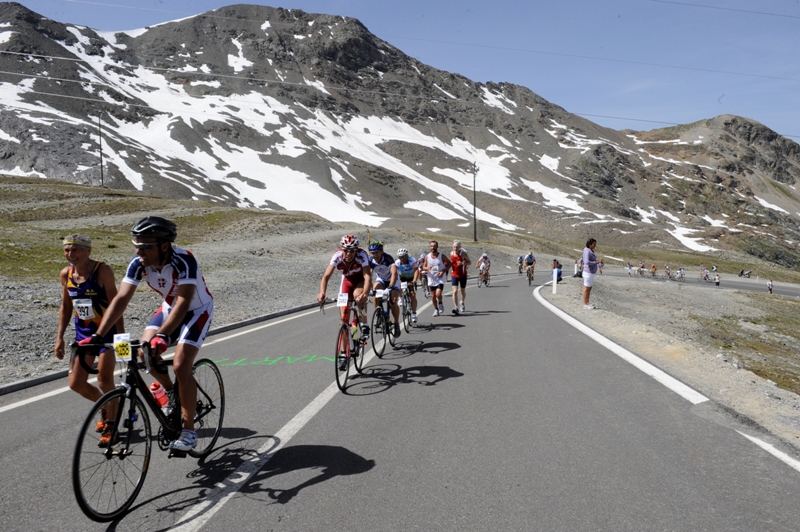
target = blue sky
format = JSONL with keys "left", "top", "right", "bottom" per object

{"left": 20, "top": 0, "right": 800, "bottom": 139}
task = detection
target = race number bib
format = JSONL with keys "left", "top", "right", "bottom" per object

{"left": 113, "top": 333, "right": 132, "bottom": 360}
{"left": 74, "top": 299, "right": 95, "bottom": 320}
{"left": 337, "top": 293, "right": 349, "bottom": 307}
{"left": 400, "top": 282, "right": 408, "bottom": 290}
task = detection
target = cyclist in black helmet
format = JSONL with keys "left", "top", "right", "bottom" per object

{"left": 81, "top": 216, "right": 214, "bottom": 452}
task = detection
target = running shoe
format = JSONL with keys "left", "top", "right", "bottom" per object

{"left": 460, "top": 302, "right": 465, "bottom": 312}
{"left": 95, "top": 408, "right": 107, "bottom": 433}
{"left": 433, "top": 308, "right": 439, "bottom": 317}
{"left": 98, "top": 421, "right": 117, "bottom": 448}
{"left": 452, "top": 308, "right": 459, "bottom": 315}
{"left": 170, "top": 430, "right": 197, "bottom": 451}
{"left": 438, "top": 303, "right": 444, "bottom": 313}
{"left": 583, "top": 304, "right": 596, "bottom": 310}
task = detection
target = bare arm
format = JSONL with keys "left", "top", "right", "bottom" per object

{"left": 54, "top": 268, "right": 73, "bottom": 360}
{"left": 317, "top": 264, "right": 335, "bottom": 303}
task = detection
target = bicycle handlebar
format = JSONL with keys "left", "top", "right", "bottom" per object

{"left": 69, "top": 341, "right": 153, "bottom": 375}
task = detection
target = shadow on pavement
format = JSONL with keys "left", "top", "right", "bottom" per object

{"left": 346, "top": 363, "right": 464, "bottom": 396}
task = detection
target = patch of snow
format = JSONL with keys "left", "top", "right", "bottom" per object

{"left": 754, "top": 196, "right": 789, "bottom": 214}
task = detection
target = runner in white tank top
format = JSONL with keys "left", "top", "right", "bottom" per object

{"left": 422, "top": 240, "right": 451, "bottom": 317}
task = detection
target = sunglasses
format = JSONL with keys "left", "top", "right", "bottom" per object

{"left": 342, "top": 249, "right": 357, "bottom": 254}
{"left": 132, "top": 240, "right": 158, "bottom": 250}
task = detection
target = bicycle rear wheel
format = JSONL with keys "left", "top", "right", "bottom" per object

{"left": 352, "top": 325, "right": 367, "bottom": 374}
{"left": 73, "top": 388, "right": 152, "bottom": 522}
{"left": 527, "top": 271, "right": 532, "bottom": 286}
{"left": 335, "top": 325, "right": 351, "bottom": 391}
{"left": 189, "top": 359, "right": 225, "bottom": 458}
{"left": 402, "top": 295, "right": 412, "bottom": 333}
{"left": 476, "top": 275, "right": 482, "bottom": 287}
{"left": 371, "top": 308, "right": 387, "bottom": 358}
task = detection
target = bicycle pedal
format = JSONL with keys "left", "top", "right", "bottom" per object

{"left": 168, "top": 449, "right": 187, "bottom": 459}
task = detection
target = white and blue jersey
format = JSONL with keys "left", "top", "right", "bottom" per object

{"left": 370, "top": 253, "right": 397, "bottom": 287}
{"left": 395, "top": 257, "right": 418, "bottom": 282}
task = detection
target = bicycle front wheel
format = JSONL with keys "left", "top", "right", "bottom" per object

{"left": 402, "top": 296, "right": 412, "bottom": 333}
{"left": 371, "top": 308, "right": 387, "bottom": 358}
{"left": 73, "top": 388, "right": 152, "bottom": 522}
{"left": 353, "top": 326, "right": 367, "bottom": 374}
{"left": 190, "top": 359, "right": 225, "bottom": 458}
{"left": 527, "top": 271, "right": 532, "bottom": 286}
{"left": 335, "top": 325, "right": 351, "bottom": 391}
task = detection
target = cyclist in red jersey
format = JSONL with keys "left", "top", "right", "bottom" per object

{"left": 449, "top": 240, "right": 471, "bottom": 314}
{"left": 317, "top": 235, "right": 372, "bottom": 339}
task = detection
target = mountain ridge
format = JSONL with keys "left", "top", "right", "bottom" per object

{"left": 1, "top": 2, "right": 799, "bottom": 266}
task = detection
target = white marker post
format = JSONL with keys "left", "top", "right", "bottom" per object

{"left": 553, "top": 268, "right": 558, "bottom": 294}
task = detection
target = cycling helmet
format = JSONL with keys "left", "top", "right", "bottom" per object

{"left": 340, "top": 234, "right": 359, "bottom": 250}
{"left": 368, "top": 241, "right": 383, "bottom": 252}
{"left": 482, "top": 253, "right": 488, "bottom": 258}
{"left": 397, "top": 248, "right": 408, "bottom": 257}
{"left": 130, "top": 216, "right": 177, "bottom": 242}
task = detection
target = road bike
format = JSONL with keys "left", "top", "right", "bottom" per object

{"left": 371, "top": 288, "right": 398, "bottom": 358}
{"left": 661, "top": 271, "right": 674, "bottom": 281}
{"left": 70, "top": 337, "right": 224, "bottom": 522}
{"left": 421, "top": 275, "right": 431, "bottom": 299}
{"left": 332, "top": 296, "right": 368, "bottom": 392}
{"left": 697, "top": 275, "right": 713, "bottom": 283}
{"left": 526, "top": 266, "right": 534, "bottom": 286}
{"left": 517, "top": 262, "right": 523, "bottom": 275}
{"left": 477, "top": 269, "right": 490, "bottom": 287}
{"left": 399, "top": 281, "right": 414, "bottom": 333}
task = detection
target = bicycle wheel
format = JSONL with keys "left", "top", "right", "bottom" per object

{"left": 527, "top": 271, "right": 532, "bottom": 286}
{"left": 485, "top": 275, "right": 490, "bottom": 287}
{"left": 476, "top": 275, "right": 482, "bottom": 288}
{"left": 388, "top": 315, "right": 397, "bottom": 348}
{"left": 73, "top": 388, "right": 151, "bottom": 522}
{"left": 371, "top": 308, "right": 387, "bottom": 358}
{"left": 352, "top": 324, "right": 367, "bottom": 374}
{"left": 335, "top": 325, "right": 350, "bottom": 391}
{"left": 189, "top": 359, "right": 225, "bottom": 458}
{"left": 422, "top": 279, "right": 430, "bottom": 299}
{"left": 402, "top": 295, "right": 412, "bottom": 333}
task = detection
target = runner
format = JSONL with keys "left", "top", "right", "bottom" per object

{"left": 368, "top": 241, "right": 401, "bottom": 337}
{"left": 55, "top": 234, "right": 124, "bottom": 444}
{"left": 450, "top": 240, "right": 471, "bottom": 314}
{"left": 395, "top": 248, "right": 419, "bottom": 323}
{"left": 422, "top": 240, "right": 451, "bottom": 316}
{"left": 81, "top": 216, "right": 214, "bottom": 452}
{"left": 317, "top": 234, "right": 372, "bottom": 365}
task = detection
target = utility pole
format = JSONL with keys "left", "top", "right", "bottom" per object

{"left": 97, "top": 113, "right": 104, "bottom": 187}
{"left": 472, "top": 161, "right": 477, "bottom": 242}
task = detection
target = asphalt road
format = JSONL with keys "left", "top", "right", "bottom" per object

{"left": 2, "top": 273, "right": 800, "bottom": 531}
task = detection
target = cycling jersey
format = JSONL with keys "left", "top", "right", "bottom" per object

{"left": 517, "top": 257, "right": 523, "bottom": 263}
{"left": 123, "top": 246, "right": 213, "bottom": 312}
{"left": 524, "top": 254, "right": 535, "bottom": 265}
{"left": 477, "top": 257, "right": 490, "bottom": 270}
{"left": 66, "top": 261, "right": 117, "bottom": 342}
{"left": 329, "top": 249, "right": 370, "bottom": 280}
{"left": 370, "top": 252, "right": 396, "bottom": 284}
{"left": 450, "top": 249, "right": 468, "bottom": 279}
{"left": 395, "top": 256, "right": 418, "bottom": 281}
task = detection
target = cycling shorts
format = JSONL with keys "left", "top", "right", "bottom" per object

{"left": 339, "top": 275, "right": 367, "bottom": 300}
{"left": 146, "top": 301, "right": 214, "bottom": 348}
{"left": 374, "top": 277, "right": 400, "bottom": 291}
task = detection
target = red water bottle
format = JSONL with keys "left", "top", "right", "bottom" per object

{"left": 150, "top": 382, "right": 168, "bottom": 407}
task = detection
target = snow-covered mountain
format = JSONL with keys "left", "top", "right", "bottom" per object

{"left": 1, "top": 2, "right": 800, "bottom": 266}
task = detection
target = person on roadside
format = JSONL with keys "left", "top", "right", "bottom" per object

{"left": 715, "top": 274, "right": 720, "bottom": 288}
{"left": 598, "top": 259, "right": 604, "bottom": 275}
{"left": 767, "top": 279, "right": 773, "bottom": 294}
{"left": 55, "top": 234, "right": 124, "bottom": 444}
{"left": 450, "top": 240, "right": 471, "bottom": 314}
{"left": 582, "top": 238, "right": 598, "bottom": 309}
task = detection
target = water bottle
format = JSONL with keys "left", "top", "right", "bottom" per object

{"left": 351, "top": 319, "right": 360, "bottom": 340}
{"left": 150, "top": 382, "right": 168, "bottom": 407}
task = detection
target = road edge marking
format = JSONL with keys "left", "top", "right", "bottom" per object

{"left": 533, "top": 284, "right": 709, "bottom": 405}
{"left": 737, "top": 431, "right": 800, "bottom": 473}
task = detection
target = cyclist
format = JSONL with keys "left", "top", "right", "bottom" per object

{"left": 80, "top": 217, "right": 214, "bottom": 452}
{"left": 55, "top": 234, "right": 124, "bottom": 445}
{"left": 626, "top": 262, "right": 633, "bottom": 276}
{"left": 422, "top": 240, "right": 451, "bottom": 316}
{"left": 318, "top": 235, "right": 372, "bottom": 367}
{"left": 650, "top": 263, "right": 658, "bottom": 277}
{"left": 368, "top": 241, "right": 401, "bottom": 337}
{"left": 517, "top": 256, "right": 523, "bottom": 274}
{"left": 523, "top": 251, "right": 536, "bottom": 280}
{"left": 450, "top": 240, "right": 471, "bottom": 314}
{"left": 675, "top": 267, "right": 685, "bottom": 281}
{"left": 664, "top": 265, "right": 671, "bottom": 278}
{"left": 638, "top": 260, "right": 645, "bottom": 275}
{"left": 418, "top": 252, "right": 429, "bottom": 295}
{"left": 475, "top": 253, "right": 491, "bottom": 283}
{"left": 395, "top": 248, "right": 419, "bottom": 323}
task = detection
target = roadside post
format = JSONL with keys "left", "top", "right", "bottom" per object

{"left": 553, "top": 268, "right": 557, "bottom": 294}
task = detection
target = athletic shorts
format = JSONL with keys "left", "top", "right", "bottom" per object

{"left": 583, "top": 272, "right": 595, "bottom": 288}
{"left": 374, "top": 278, "right": 400, "bottom": 291}
{"left": 429, "top": 284, "right": 444, "bottom": 292}
{"left": 146, "top": 301, "right": 214, "bottom": 348}
{"left": 339, "top": 275, "right": 366, "bottom": 300}
{"left": 451, "top": 276, "right": 467, "bottom": 288}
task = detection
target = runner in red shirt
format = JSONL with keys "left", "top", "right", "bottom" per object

{"left": 450, "top": 240, "right": 471, "bottom": 315}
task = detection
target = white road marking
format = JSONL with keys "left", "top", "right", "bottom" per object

{"left": 533, "top": 284, "right": 709, "bottom": 405}
{"left": 738, "top": 432, "right": 800, "bottom": 473}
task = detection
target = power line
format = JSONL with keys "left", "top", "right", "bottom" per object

{"left": 649, "top": 0, "right": 800, "bottom": 20}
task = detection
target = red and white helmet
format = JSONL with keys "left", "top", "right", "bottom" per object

{"left": 340, "top": 234, "right": 359, "bottom": 250}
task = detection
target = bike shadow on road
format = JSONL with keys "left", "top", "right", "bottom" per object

{"left": 346, "top": 362, "right": 465, "bottom": 396}
{"left": 412, "top": 321, "right": 466, "bottom": 332}
{"left": 239, "top": 444, "right": 376, "bottom": 504}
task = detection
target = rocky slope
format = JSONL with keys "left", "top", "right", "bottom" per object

{"left": 0, "top": 2, "right": 799, "bottom": 266}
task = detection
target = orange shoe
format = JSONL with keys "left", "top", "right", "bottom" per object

{"left": 95, "top": 408, "right": 107, "bottom": 433}
{"left": 98, "top": 422, "right": 117, "bottom": 448}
